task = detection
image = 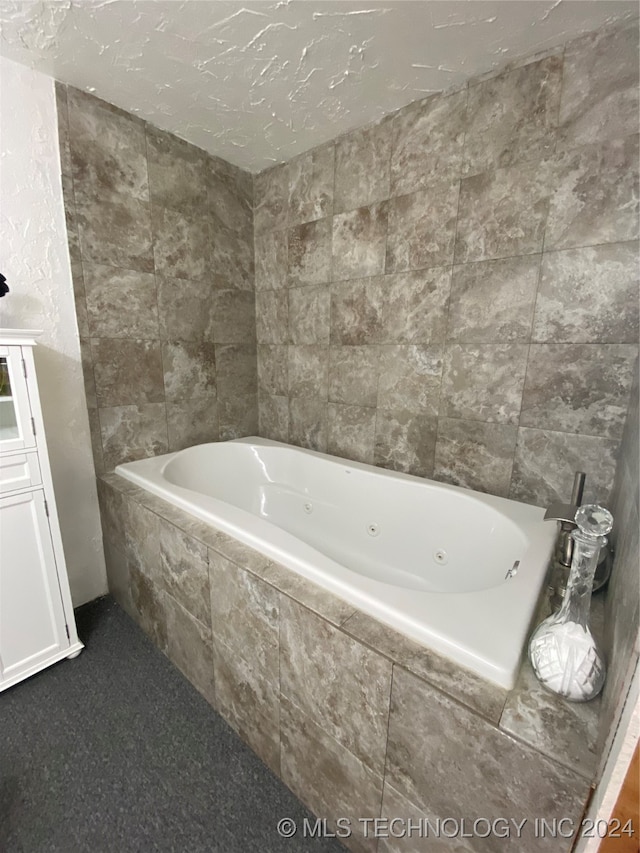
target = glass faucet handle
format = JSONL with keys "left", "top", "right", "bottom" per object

{"left": 574, "top": 504, "right": 613, "bottom": 538}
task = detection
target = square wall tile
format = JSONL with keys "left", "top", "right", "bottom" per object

{"left": 434, "top": 419, "right": 517, "bottom": 497}
{"left": 151, "top": 205, "right": 210, "bottom": 282}
{"left": 374, "top": 410, "right": 437, "bottom": 478}
{"left": 455, "top": 162, "right": 553, "bottom": 263}
{"left": 520, "top": 344, "right": 638, "bottom": 439}
{"left": 545, "top": 135, "right": 639, "bottom": 251}
{"left": 279, "top": 596, "right": 392, "bottom": 774}
{"left": 258, "top": 345, "right": 288, "bottom": 396}
{"left": 146, "top": 125, "right": 208, "bottom": 214}
{"left": 379, "top": 268, "right": 451, "bottom": 345}
{"left": 289, "top": 398, "right": 328, "bottom": 452}
{"left": 213, "top": 641, "right": 280, "bottom": 775}
{"left": 99, "top": 403, "right": 169, "bottom": 470}
{"left": 287, "top": 218, "right": 332, "bottom": 287}
{"left": 254, "top": 162, "right": 290, "bottom": 233}
{"left": 215, "top": 343, "right": 257, "bottom": 402}
{"left": 163, "top": 593, "right": 215, "bottom": 707}
{"left": 288, "top": 345, "right": 329, "bottom": 399}
{"left": 259, "top": 394, "right": 289, "bottom": 443}
{"left": 166, "top": 398, "right": 218, "bottom": 452}
{"left": 288, "top": 144, "right": 334, "bottom": 226}
{"left": 327, "top": 404, "right": 376, "bottom": 464}
{"left": 379, "top": 783, "right": 474, "bottom": 853}
{"left": 447, "top": 256, "right": 540, "bottom": 343}
{"left": 92, "top": 339, "right": 164, "bottom": 407}
{"left": 463, "top": 55, "right": 562, "bottom": 175}
{"left": 255, "top": 230, "right": 288, "bottom": 291}
{"left": 208, "top": 156, "right": 253, "bottom": 233}
{"left": 558, "top": 19, "right": 640, "bottom": 149}
{"left": 162, "top": 341, "right": 216, "bottom": 403}
{"left": 84, "top": 263, "right": 159, "bottom": 340}
{"left": 157, "top": 276, "right": 215, "bottom": 342}
{"left": 334, "top": 119, "right": 392, "bottom": 213}
{"left": 280, "top": 697, "right": 383, "bottom": 853}
{"left": 130, "top": 568, "right": 168, "bottom": 650}
{"left": 377, "top": 345, "right": 442, "bottom": 415}
{"left": 288, "top": 285, "right": 330, "bottom": 345}
{"left": 332, "top": 203, "right": 388, "bottom": 282}
{"left": 441, "top": 344, "right": 528, "bottom": 424}
{"left": 218, "top": 394, "right": 258, "bottom": 441}
{"left": 209, "top": 549, "right": 279, "bottom": 682}
{"left": 386, "top": 666, "right": 589, "bottom": 853}
{"left": 390, "top": 89, "right": 467, "bottom": 197}
{"left": 255, "top": 290, "right": 288, "bottom": 345}
{"left": 533, "top": 242, "right": 639, "bottom": 343}
{"left": 76, "top": 198, "right": 154, "bottom": 272}
{"left": 67, "top": 87, "right": 149, "bottom": 204}
{"left": 386, "top": 183, "right": 459, "bottom": 273}
{"left": 510, "top": 427, "right": 619, "bottom": 507}
{"left": 329, "top": 346, "right": 380, "bottom": 408}
{"left": 159, "top": 519, "right": 210, "bottom": 627}
{"left": 210, "top": 223, "right": 254, "bottom": 291}
{"left": 210, "top": 290, "right": 256, "bottom": 344}
{"left": 330, "top": 277, "right": 386, "bottom": 346}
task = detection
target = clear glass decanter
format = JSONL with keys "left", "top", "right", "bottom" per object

{"left": 528, "top": 504, "right": 613, "bottom": 702}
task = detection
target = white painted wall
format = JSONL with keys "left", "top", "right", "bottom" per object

{"left": 0, "top": 55, "right": 107, "bottom": 606}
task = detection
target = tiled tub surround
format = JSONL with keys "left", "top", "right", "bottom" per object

{"left": 99, "top": 471, "right": 600, "bottom": 853}
{"left": 56, "top": 83, "right": 257, "bottom": 473}
{"left": 254, "top": 18, "right": 639, "bottom": 508}
{"left": 115, "top": 438, "right": 556, "bottom": 688}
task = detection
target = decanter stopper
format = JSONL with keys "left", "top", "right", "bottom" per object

{"left": 528, "top": 504, "right": 612, "bottom": 702}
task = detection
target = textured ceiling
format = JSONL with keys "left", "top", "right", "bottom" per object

{"left": 0, "top": 1, "right": 636, "bottom": 172}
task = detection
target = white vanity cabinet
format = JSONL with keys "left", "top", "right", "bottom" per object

{"left": 0, "top": 330, "right": 83, "bottom": 692}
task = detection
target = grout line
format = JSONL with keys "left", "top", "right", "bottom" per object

{"left": 378, "top": 664, "right": 395, "bottom": 823}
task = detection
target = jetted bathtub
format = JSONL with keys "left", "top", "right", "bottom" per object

{"left": 116, "top": 437, "right": 556, "bottom": 689}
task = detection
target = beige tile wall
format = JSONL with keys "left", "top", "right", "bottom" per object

{"left": 99, "top": 473, "right": 597, "bottom": 853}
{"left": 254, "top": 19, "right": 639, "bottom": 508}
{"left": 56, "top": 84, "right": 257, "bottom": 472}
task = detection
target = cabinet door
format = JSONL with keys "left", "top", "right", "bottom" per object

{"left": 0, "top": 345, "right": 36, "bottom": 454}
{"left": 0, "top": 490, "right": 70, "bottom": 686}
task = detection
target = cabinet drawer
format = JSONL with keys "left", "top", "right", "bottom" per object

{"left": 0, "top": 451, "right": 42, "bottom": 493}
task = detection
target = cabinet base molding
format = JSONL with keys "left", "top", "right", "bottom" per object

{"left": 0, "top": 641, "right": 84, "bottom": 692}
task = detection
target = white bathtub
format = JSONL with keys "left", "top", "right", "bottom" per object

{"left": 116, "top": 437, "right": 555, "bottom": 689}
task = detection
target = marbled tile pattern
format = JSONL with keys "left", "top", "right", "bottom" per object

{"left": 327, "top": 403, "right": 376, "bottom": 464}
{"left": 60, "top": 83, "right": 257, "bottom": 471}
{"left": 546, "top": 135, "right": 639, "bottom": 251}
{"left": 509, "top": 428, "right": 619, "bottom": 506}
{"left": 463, "top": 56, "right": 562, "bottom": 175}
{"left": 386, "top": 183, "right": 458, "bottom": 272}
{"left": 334, "top": 119, "right": 392, "bottom": 213}
{"left": 447, "top": 256, "right": 540, "bottom": 343}
{"left": 520, "top": 344, "right": 637, "bottom": 439}
{"left": 68, "top": 19, "right": 639, "bottom": 564}
{"left": 454, "top": 162, "right": 553, "bottom": 263}
{"left": 441, "top": 344, "right": 528, "bottom": 424}
{"left": 332, "top": 203, "right": 388, "bottom": 281}
{"left": 390, "top": 89, "right": 468, "bottom": 196}
{"left": 101, "top": 477, "right": 599, "bottom": 848}
{"left": 280, "top": 596, "right": 392, "bottom": 774}
{"left": 255, "top": 20, "right": 637, "bottom": 506}
{"left": 558, "top": 18, "right": 639, "bottom": 149}
{"left": 84, "top": 264, "right": 159, "bottom": 339}
{"left": 386, "top": 667, "right": 590, "bottom": 853}
{"left": 500, "top": 659, "right": 600, "bottom": 780}
{"left": 533, "top": 242, "right": 639, "bottom": 344}
{"left": 434, "top": 419, "right": 518, "bottom": 497}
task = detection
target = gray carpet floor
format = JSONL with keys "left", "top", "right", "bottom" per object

{"left": 0, "top": 596, "right": 345, "bottom": 853}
